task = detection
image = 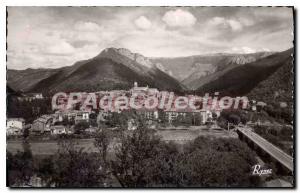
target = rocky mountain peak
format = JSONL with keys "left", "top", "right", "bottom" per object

{"left": 100, "top": 47, "right": 154, "bottom": 68}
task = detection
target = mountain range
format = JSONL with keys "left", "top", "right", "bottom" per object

{"left": 7, "top": 48, "right": 185, "bottom": 93}
{"left": 7, "top": 47, "right": 293, "bottom": 104}
{"left": 151, "top": 52, "right": 273, "bottom": 89}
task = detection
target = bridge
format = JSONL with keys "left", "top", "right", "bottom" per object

{"left": 236, "top": 127, "right": 293, "bottom": 172}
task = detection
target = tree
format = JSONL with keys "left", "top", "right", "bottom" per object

{"left": 217, "top": 116, "right": 228, "bottom": 129}
{"left": 51, "top": 139, "right": 106, "bottom": 187}
{"left": 228, "top": 114, "right": 241, "bottom": 125}
{"left": 74, "top": 122, "right": 89, "bottom": 134}
{"left": 183, "top": 137, "right": 260, "bottom": 187}
{"left": 37, "top": 156, "right": 55, "bottom": 185}
{"left": 23, "top": 126, "right": 30, "bottom": 139}
{"left": 94, "top": 129, "right": 109, "bottom": 165}
{"left": 7, "top": 140, "right": 34, "bottom": 186}
{"left": 111, "top": 121, "right": 164, "bottom": 187}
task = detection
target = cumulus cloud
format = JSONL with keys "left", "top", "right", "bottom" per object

{"left": 227, "top": 19, "right": 243, "bottom": 31}
{"left": 45, "top": 41, "right": 76, "bottom": 55}
{"left": 208, "top": 17, "right": 243, "bottom": 31}
{"left": 6, "top": 7, "right": 293, "bottom": 69}
{"left": 209, "top": 17, "right": 226, "bottom": 26}
{"left": 74, "top": 21, "right": 102, "bottom": 31}
{"left": 162, "top": 9, "right": 197, "bottom": 27}
{"left": 134, "top": 16, "right": 152, "bottom": 30}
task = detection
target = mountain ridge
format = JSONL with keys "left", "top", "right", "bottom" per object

{"left": 196, "top": 48, "right": 293, "bottom": 96}
{"left": 7, "top": 47, "right": 185, "bottom": 93}
{"left": 7, "top": 47, "right": 292, "bottom": 98}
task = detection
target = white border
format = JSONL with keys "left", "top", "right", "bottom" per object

{"left": 0, "top": 1, "right": 298, "bottom": 192}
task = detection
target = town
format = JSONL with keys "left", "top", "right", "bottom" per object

{"left": 7, "top": 82, "right": 252, "bottom": 137}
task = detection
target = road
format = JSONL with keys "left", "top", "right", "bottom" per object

{"left": 237, "top": 127, "right": 293, "bottom": 172}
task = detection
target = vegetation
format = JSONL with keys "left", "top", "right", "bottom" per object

{"left": 74, "top": 122, "right": 90, "bottom": 134}
{"left": 217, "top": 109, "right": 249, "bottom": 129}
{"left": 7, "top": 118, "right": 261, "bottom": 187}
{"left": 253, "top": 125, "right": 293, "bottom": 155}
{"left": 7, "top": 98, "right": 52, "bottom": 124}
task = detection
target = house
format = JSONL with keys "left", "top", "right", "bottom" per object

{"left": 31, "top": 93, "right": 43, "bottom": 99}
{"left": 53, "top": 111, "right": 65, "bottom": 122}
{"left": 130, "top": 82, "right": 159, "bottom": 97}
{"left": 50, "top": 125, "right": 67, "bottom": 135}
{"left": 257, "top": 101, "right": 267, "bottom": 110}
{"left": 137, "top": 108, "right": 159, "bottom": 120}
{"left": 21, "top": 93, "right": 44, "bottom": 102}
{"left": 127, "top": 119, "right": 137, "bottom": 130}
{"left": 130, "top": 82, "right": 149, "bottom": 95}
{"left": 198, "top": 110, "right": 213, "bottom": 124}
{"left": 164, "top": 108, "right": 212, "bottom": 125}
{"left": 7, "top": 126, "right": 23, "bottom": 136}
{"left": 97, "top": 110, "right": 111, "bottom": 123}
{"left": 32, "top": 115, "right": 53, "bottom": 134}
{"left": 75, "top": 111, "right": 90, "bottom": 124}
{"left": 85, "top": 127, "right": 98, "bottom": 134}
{"left": 7, "top": 118, "right": 25, "bottom": 130}
{"left": 7, "top": 118, "right": 25, "bottom": 135}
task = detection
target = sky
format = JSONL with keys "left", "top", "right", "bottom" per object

{"left": 7, "top": 7, "right": 294, "bottom": 70}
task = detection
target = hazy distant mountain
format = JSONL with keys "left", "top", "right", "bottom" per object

{"left": 196, "top": 48, "right": 293, "bottom": 96}
{"left": 7, "top": 68, "right": 60, "bottom": 92}
{"left": 7, "top": 47, "right": 292, "bottom": 96}
{"left": 151, "top": 52, "right": 273, "bottom": 90}
{"left": 7, "top": 48, "right": 185, "bottom": 93}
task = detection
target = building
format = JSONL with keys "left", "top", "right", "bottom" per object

{"left": 74, "top": 111, "right": 90, "bottom": 124}
{"left": 18, "top": 93, "right": 44, "bottom": 102}
{"left": 85, "top": 127, "right": 98, "bottom": 134}
{"left": 127, "top": 119, "right": 137, "bottom": 130}
{"left": 7, "top": 127, "right": 22, "bottom": 135}
{"left": 7, "top": 118, "right": 25, "bottom": 130}
{"left": 32, "top": 115, "right": 53, "bottom": 134}
{"left": 164, "top": 108, "right": 212, "bottom": 125}
{"left": 137, "top": 108, "right": 159, "bottom": 120}
{"left": 7, "top": 118, "right": 25, "bottom": 135}
{"left": 50, "top": 125, "right": 67, "bottom": 135}
{"left": 97, "top": 110, "right": 112, "bottom": 123}
{"left": 130, "top": 82, "right": 157, "bottom": 96}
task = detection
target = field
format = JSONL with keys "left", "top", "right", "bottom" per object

{"left": 156, "top": 126, "right": 238, "bottom": 143}
{"left": 7, "top": 126, "right": 237, "bottom": 155}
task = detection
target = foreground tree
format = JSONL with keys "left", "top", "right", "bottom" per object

{"left": 94, "top": 129, "right": 110, "bottom": 165}
{"left": 50, "top": 139, "right": 106, "bottom": 187}
{"left": 7, "top": 139, "right": 34, "bottom": 186}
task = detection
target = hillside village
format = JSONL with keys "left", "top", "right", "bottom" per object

{"left": 6, "top": 6, "right": 295, "bottom": 188}
{"left": 7, "top": 81, "right": 283, "bottom": 138}
{"left": 7, "top": 82, "right": 220, "bottom": 136}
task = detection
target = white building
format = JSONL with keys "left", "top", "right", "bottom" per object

{"left": 7, "top": 118, "right": 25, "bottom": 130}
{"left": 164, "top": 109, "right": 212, "bottom": 125}
{"left": 50, "top": 125, "right": 67, "bottom": 135}
{"left": 74, "top": 111, "right": 90, "bottom": 124}
{"left": 7, "top": 118, "right": 25, "bottom": 135}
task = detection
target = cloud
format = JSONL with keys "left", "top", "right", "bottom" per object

{"left": 239, "top": 17, "right": 254, "bottom": 26}
{"left": 227, "top": 19, "right": 243, "bottom": 31}
{"left": 230, "top": 46, "right": 256, "bottom": 54}
{"left": 134, "top": 16, "right": 152, "bottom": 30}
{"left": 162, "top": 9, "right": 197, "bottom": 27}
{"left": 6, "top": 7, "right": 293, "bottom": 69}
{"left": 74, "top": 21, "right": 102, "bottom": 31}
{"left": 45, "top": 41, "right": 76, "bottom": 55}
{"left": 209, "top": 17, "right": 226, "bottom": 26}
{"left": 208, "top": 17, "right": 243, "bottom": 31}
